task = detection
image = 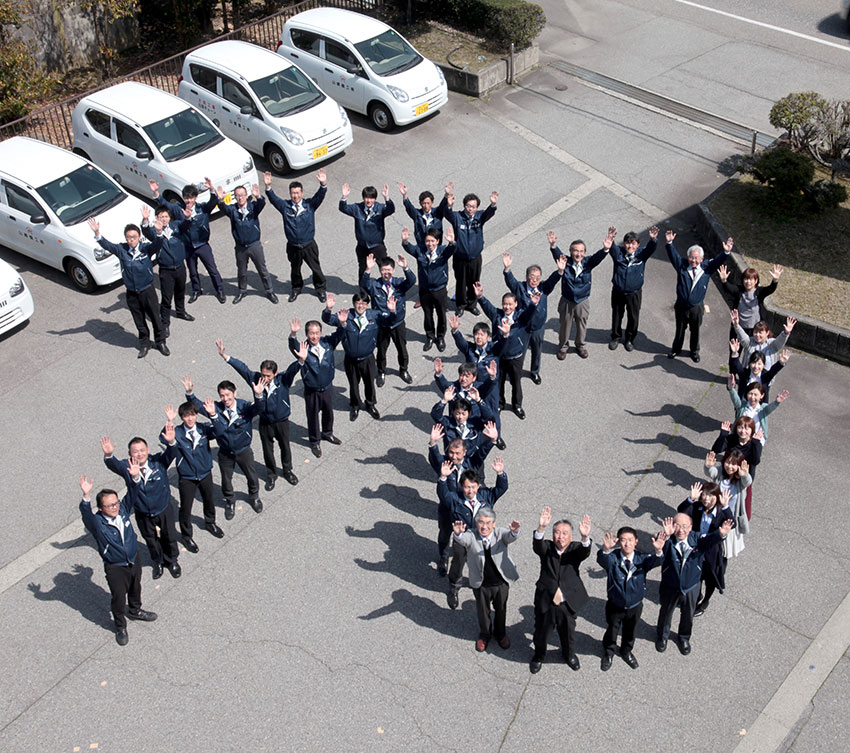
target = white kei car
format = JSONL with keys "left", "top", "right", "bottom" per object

{"left": 0, "top": 256, "right": 34, "bottom": 335}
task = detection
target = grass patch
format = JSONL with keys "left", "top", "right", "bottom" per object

{"left": 709, "top": 170, "right": 850, "bottom": 330}
{"left": 404, "top": 22, "right": 503, "bottom": 72}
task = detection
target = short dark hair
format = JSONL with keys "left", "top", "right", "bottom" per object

{"left": 418, "top": 190, "right": 434, "bottom": 203}
{"left": 462, "top": 193, "right": 480, "bottom": 208}
{"left": 378, "top": 256, "right": 395, "bottom": 269}
{"left": 452, "top": 398, "right": 472, "bottom": 414}
{"left": 616, "top": 526, "right": 637, "bottom": 538}
{"left": 353, "top": 291, "right": 370, "bottom": 304}
{"left": 700, "top": 482, "right": 720, "bottom": 501}
{"left": 748, "top": 351, "right": 766, "bottom": 366}
{"left": 458, "top": 362, "right": 477, "bottom": 376}
{"left": 127, "top": 436, "right": 147, "bottom": 451}
{"left": 753, "top": 321, "right": 771, "bottom": 336}
{"left": 305, "top": 320, "right": 322, "bottom": 333}
{"left": 123, "top": 223, "right": 141, "bottom": 236}
{"left": 569, "top": 240, "right": 586, "bottom": 253}
{"left": 733, "top": 416, "right": 756, "bottom": 436}
{"left": 182, "top": 184, "right": 199, "bottom": 199}
{"left": 259, "top": 359, "right": 278, "bottom": 374}
{"left": 96, "top": 489, "right": 120, "bottom": 509}
{"left": 217, "top": 380, "right": 237, "bottom": 393}
{"left": 623, "top": 232, "right": 638, "bottom": 244}
{"left": 459, "top": 470, "right": 480, "bottom": 486}
{"left": 178, "top": 401, "right": 197, "bottom": 419}
{"left": 289, "top": 181, "right": 303, "bottom": 192}
{"left": 553, "top": 519, "right": 572, "bottom": 533}
{"left": 362, "top": 185, "right": 378, "bottom": 199}
{"left": 744, "top": 381, "right": 765, "bottom": 398}
{"left": 502, "top": 293, "right": 517, "bottom": 305}
{"left": 526, "top": 264, "right": 542, "bottom": 277}
{"left": 742, "top": 268, "right": 760, "bottom": 284}
{"left": 155, "top": 204, "right": 171, "bottom": 217}
{"left": 447, "top": 438, "right": 466, "bottom": 453}
{"left": 424, "top": 229, "right": 441, "bottom": 241}
{"left": 472, "top": 322, "right": 491, "bottom": 336}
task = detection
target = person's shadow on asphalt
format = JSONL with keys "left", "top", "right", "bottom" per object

{"left": 28, "top": 564, "right": 115, "bottom": 632}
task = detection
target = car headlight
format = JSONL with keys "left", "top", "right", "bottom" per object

{"left": 242, "top": 158, "right": 254, "bottom": 173}
{"left": 387, "top": 85, "right": 408, "bottom": 103}
{"left": 9, "top": 276, "right": 25, "bottom": 297}
{"left": 281, "top": 126, "right": 304, "bottom": 146}
{"left": 93, "top": 246, "right": 110, "bottom": 261}
{"left": 435, "top": 63, "right": 445, "bottom": 85}
{"left": 338, "top": 104, "right": 349, "bottom": 125}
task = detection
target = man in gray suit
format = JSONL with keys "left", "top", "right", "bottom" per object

{"left": 451, "top": 509, "right": 520, "bottom": 652}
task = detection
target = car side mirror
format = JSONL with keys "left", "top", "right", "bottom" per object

{"left": 240, "top": 105, "right": 255, "bottom": 115}
{"left": 136, "top": 149, "right": 152, "bottom": 160}
{"left": 29, "top": 213, "right": 48, "bottom": 225}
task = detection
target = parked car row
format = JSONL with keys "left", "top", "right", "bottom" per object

{"left": 0, "top": 9, "right": 448, "bottom": 336}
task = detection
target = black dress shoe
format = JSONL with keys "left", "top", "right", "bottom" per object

{"left": 608, "top": 339, "right": 619, "bottom": 350}
{"left": 447, "top": 589, "right": 459, "bottom": 609}
{"left": 691, "top": 352, "right": 701, "bottom": 363}
{"left": 115, "top": 628, "right": 129, "bottom": 646}
{"left": 283, "top": 470, "right": 299, "bottom": 486}
{"left": 288, "top": 291, "right": 300, "bottom": 302}
{"left": 376, "top": 371, "right": 385, "bottom": 387}
{"left": 157, "top": 342, "right": 170, "bottom": 357}
{"left": 667, "top": 351, "right": 679, "bottom": 359}
{"left": 467, "top": 303, "right": 480, "bottom": 315}
{"left": 436, "top": 337, "right": 446, "bottom": 352}
{"left": 437, "top": 558, "right": 448, "bottom": 577}
{"left": 566, "top": 654, "right": 581, "bottom": 671}
{"left": 514, "top": 406, "right": 526, "bottom": 420}
{"left": 601, "top": 655, "right": 613, "bottom": 671}
{"left": 183, "top": 536, "right": 199, "bottom": 554}
{"left": 317, "top": 291, "right": 326, "bottom": 303}
{"left": 655, "top": 639, "right": 667, "bottom": 652}
{"left": 162, "top": 325, "right": 170, "bottom": 338}
{"left": 206, "top": 522, "right": 224, "bottom": 538}
{"left": 366, "top": 405, "right": 381, "bottom": 420}
{"left": 224, "top": 501, "right": 235, "bottom": 520}
{"left": 423, "top": 338, "right": 434, "bottom": 352}
{"left": 137, "top": 345, "right": 150, "bottom": 359}
{"left": 399, "top": 369, "right": 413, "bottom": 384}
{"left": 175, "top": 311, "right": 195, "bottom": 321}
{"left": 349, "top": 406, "right": 360, "bottom": 421}
{"left": 530, "top": 373, "right": 542, "bottom": 385}
{"left": 311, "top": 444, "right": 322, "bottom": 458}
{"left": 232, "top": 292, "right": 247, "bottom": 305}
{"left": 621, "top": 651, "right": 639, "bottom": 669}
{"left": 248, "top": 498, "right": 263, "bottom": 513}
{"left": 323, "top": 434, "right": 342, "bottom": 445}
{"left": 167, "top": 561, "right": 182, "bottom": 578}
{"left": 217, "top": 291, "right": 226, "bottom": 303}
{"left": 265, "top": 476, "right": 276, "bottom": 491}
{"left": 455, "top": 307, "right": 464, "bottom": 317}
{"left": 694, "top": 601, "right": 706, "bottom": 617}
{"left": 151, "top": 563, "right": 164, "bottom": 579}
{"left": 495, "top": 437, "right": 507, "bottom": 450}
{"left": 267, "top": 292, "right": 279, "bottom": 304}
{"left": 188, "top": 292, "right": 201, "bottom": 303}
{"left": 624, "top": 341, "right": 634, "bottom": 352}
{"left": 678, "top": 638, "right": 691, "bottom": 655}
{"left": 529, "top": 659, "right": 543, "bottom": 674}
{"left": 127, "top": 609, "right": 158, "bottom": 622}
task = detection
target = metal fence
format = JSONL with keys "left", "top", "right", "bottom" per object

{"left": 0, "top": 0, "right": 382, "bottom": 150}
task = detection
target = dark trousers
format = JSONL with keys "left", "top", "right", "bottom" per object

{"left": 474, "top": 582, "right": 510, "bottom": 640}
{"left": 533, "top": 601, "right": 578, "bottom": 660}
{"left": 177, "top": 473, "right": 216, "bottom": 538}
{"left": 259, "top": 419, "right": 292, "bottom": 474}
{"left": 305, "top": 386, "right": 334, "bottom": 445}
{"left": 499, "top": 355, "right": 523, "bottom": 409}
{"left": 159, "top": 265, "right": 187, "bottom": 326}
{"left": 126, "top": 285, "right": 164, "bottom": 345}
{"left": 219, "top": 447, "right": 259, "bottom": 501}
{"left": 453, "top": 255, "right": 482, "bottom": 309}
{"left": 377, "top": 323, "right": 409, "bottom": 372}
{"left": 344, "top": 355, "right": 377, "bottom": 408}
{"left": 611, "top": 288, "right": 642, "bottom": 343}
{"left": 672, "top": 302, "right": 704, "bottom": 354}
{"left": 448, "top": 539, "right": 467, "bottom": 589}
{"left": 287, "top": 239, "right": 325, "bottom": 292}
{"left": 603, "top": 601, "right": 642, "bottom": 656}
{"left": 104, "top": 559, "right": 142, "bottom": 630}
{"left": 235, "top": 241, "right": 273, "bottom": 293}
{"left": 523, "top": 328, "right": 544, "bottom": 376}
{"left": 657, "top": 584, "right": 699, "bottom": 641}
{"left": 186, "top": 242, "right": 223, "bottom": 294}
{"left": 421, "top": 287, "right": 448, "bottom": 339}
{"left": 437, "top": 520, "right": 452, "bottom": 563}
{"left": 356, "top": 242, "right": 386, "bottom": 281}
{"left": 134, "top": 505, "right": 179, "bottom": 566}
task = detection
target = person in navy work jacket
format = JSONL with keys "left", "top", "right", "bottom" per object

{"left": 398, "top": 181, "right": 443, "bottom": 249}
{"left": 216, "top": 337, "right": 300, "bottom": 490}
{"left": 549, "top": 228, "right": 610, "bottom": 360}
{"left": 502, "top": 252, "right": 558, "bottom": 385}
{"left": 607, "top": 225, "right": 659, "bottom": 352}
{"left": 264, "top": 169, "right": 328, "bottom": 302}
{"left": 438, "top": 180, "right": 498, "bottom": 316}
{"left": 597, "top": 525, "right": 666, "bottom": 671}
{"left": 401, "top": 223, "right": 455, "bottom": 352}
{"left": 665, "top": 230, "right": 733, "bottom": 363}
{"left": 339, "top": 182, "right": 395, "bottom": 279}
{"left": 655, "top": 512, "right": 732, "bottom": 656}
{"left": 216, "top": 182, "right": 278, "bottom": 304}
{"left": 183, "top": 375, "right": 264, "bottom": 521}
{"left": 101, "top": 425, "right": 180, "bottom": 580}
{"left": 79, "top": 474, "right": 157, "bottom": 646}
{"left": 150, "top": 177, "right": 226, "bottom": 304}
{"left": 288, "top": 317, "right": 343, "bottom": 458}
{"left": 430, "top": 384, "right": 497, "bottom": 453}
{"left": 87, "top": 214, "right": 167, "bottom": 358}
{"left": 142, "top": 204, "right": 195, "bottom": 338}
{"left": 161, "top": 400, "right": 223, "bottom": 554}
{"left": 322, "top": 291, "right": 398, "bottom": 422}
{"left": 360, "top": 253, "right": 416, "bottom": 386}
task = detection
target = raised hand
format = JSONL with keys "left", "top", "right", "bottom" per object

{"left": 472, "top": 281, "right": 484, "bottom": 299}
{"left": 776, "top": 389, "right": 790, "bottom": 403}
{"left": 648, "top": 225, "right": 659, "bottom": 239}
{"left": 440, "top": 459, "right": 452, "bottom": 479}
{"left": 489, "top": 190, "right": 498, "bottom": 205}
{"left": 397, "top": 180, "right": 407, "bottom": 197}
{"left": 727, "top": 374, "right": 736, "bottom": 391}
{"left": 251, "top": 183, "right": 260, "bottom": 199}
{"left": 652, "top": 530, "right": 668, "bottom": 551}
{"left": 729, "top": 337, "right": 740, "bottom": 355}
{"left": 324, "top": 292, "right": 336, "bottom": 309}
{"left": 452, "top": 520, "right": 467, "bottom": 536}
{"left": 295, "top": 340, "right": 309, "bottom": 362}
{"left": 365, "top": 253, "right": 376, "bottom": 271}
{"left": 182, "top": 206, "right": 193, "bottom": 219}
{"left": 263, "top": 171, "right": 272, "bottom": 189}
{"left": 721, "top": 420, "right": 731, "bottom": 432}
{"left": 730, "top": 309, "right": 740, "bottom": 325}
{"left": 341, "top": 182, "right": 350, "bottom": 199}
{"left": 497, "top": 319, "right": 511, "bottom": 338}
{"left": 337, "top": 307, "right": 349, "bottom": 325}
{"left": 784, "top": 316, "right": 797, "bottom": 333}
{"left": 448, "top": 313, "right": 461, "bottom": 332}
{"left": 556, "top": 254, "right": 567, "bottom": 273}
{"left": 443, "top": 384, "right": 457, "bottom": 403}
{"left": 689, "top": 481, "right": 703, "bottom": 501}
{"left": 779, "top": 348, "right": 791, "bottom": 364}
{"left": 401, "top": 226, "right": 410, "bottom": 243}
{"left": 602, "top": 230, "right": 614, "bottom": 250}
{"left": 538, "top": 506, "right": 552, "bottom": 531}
{"left": 443, "top": 224, "right": 454, "bottom": 243}
{"left": 740, "top": 459, "right": 750, "bottom": 475}
{"left": 483, "top": 421, "right": 498, "bottom": 442}
{"left": 164, "top": 403, "right": 177, "bottom": 423}
{"left": 502, "top": 252, "right": 512, "bottom": 269}
{"left": 719, "top": 489, "right": 732, "bottom": 508}
{"left": 149, "top": 179, "right": 160, "bottom": 197}
{"left": 753, "top": 427, "right": 764, "bottom": 442}
{"left": 203, "top": 177, "right": 214, "bottom": 192}
{"left": 87, "top": 217, "right": 100, "bottom": 236}
{"left": 162, "top": 421, "right": 176, "bottom": 444}
{"left": 181, "top": 374, "right": 194, "bottom": 393}
{"left": 397, "top": 253, "right": 408, "bottom": 269}
{"left": 290, "top": 317, "right": 301, "bottom": 334}
{"left": 444, "top": 180, "right": 454, "bottom": 195}
{"left": 433, "top": 357, "right": 443, "bottom": 376}
{"left": 579, "top": 513, "right": 591, "bottom": 540}
{"left": 100, "top": 435, "right": 115, "bottom": 456}
{"left": 127, "top": 455, "right": 141, "bottom": 481}
{"left": 547, "top": 229, "right": 558, "bottom": 248}
{"left": 492, "top": 456, "right": 504, "bottom": 474}
{"left": 430, "top": 423, "right": 446, "bottom": 445}
{"left": 530, "top": 291, "right": 542, "bottom": 306}
{"left": 509, "top": 519, "right": 521, "bottom": 534}
{"left": 316, "top": 168, "right": 327, "bottom": 186}
{"left": 203, "top": 397, "right": 216, "bottom": 416}
{"left": 215, "top": 337, "right": 227, "bottom": 359}
{"left": 252, "top": 376, "right": 269, "bottom": 396}
{"left": 141, "top": 203, "right": 151, "bottom": 221}
{"left": 215, "top": 185, "right": 226, "bottom": 201}
{"left": 718, "top": 264, "right": 730, "bottom": 283}
{"left": 722, "top": 237, "right": 734, "bottom": 253}
{"left": 80, "top": 474, "right": 94, "bottom": 498}
{"left": 662, "top": 517, "right": 675, "bottom": 536}
{"left": 602, "top": 531, "right": 617, "bottom": 552}
{"left": 705, "top": 450, "right": 716, "bottom": 468}
{"left": 485, "top": 359, "right": 498, "bottom": 379}
{"left": 719, "top": 518, "right": 734, "bottom": 535}
{"left": 381, "top": 183, "right": 389, "bottom": 201}
{"left": 665, "top": 229, "right": 676, "bottom": 243}
{"left": 771, "top": 264, "right": 783, "bottom": 280}
{"left": 467, "top": 386, "right": 480, "bottom": 403}
{"left": 386, "top": 293, "right": 396, "bottom": 312}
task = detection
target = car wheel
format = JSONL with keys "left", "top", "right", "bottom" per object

{"left": 66, "top": 259, "right": 97, "bottom": 293}
{"left": 163, "top": 190, "right": 181, "bottom": 204}
{"left": 265, "top": 144, "right": 289, "bottom": 175}
{"left": 72, "top": 148, "right": 91, "bottom": 161}
{"left": 369, "top": 102, "right": 394, "bottom": 132}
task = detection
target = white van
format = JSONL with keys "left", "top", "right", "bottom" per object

{"left": 0, "top": 256, "right": 34, "bottom": 335}
{"left": 0, "top": 137, "right": 148, "bottom": 292}
{"left": 277, "top": 8, "right": 448, "bottom": 131}
{"left": 178, "top": 40, "right": 353, "bottom": 174}
{"left": 72, "top": 81, "right": 256, "bottom": 206}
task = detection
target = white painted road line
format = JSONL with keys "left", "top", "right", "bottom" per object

{"left": 0, "top": 520, "right": 85, "bottom": 595}
{"left": 671, "top": 0, "right": 850, "bottom": 52}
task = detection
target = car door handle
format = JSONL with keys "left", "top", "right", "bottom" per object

{"left": 190, "top": 88, "right": 198, "bottom": 94}
{"left": 82, "top": 132, "right": 89, "bottom": 138}
{"left": 290, "top": 52, "right": 299, "bottom": 58}
{"left": 324, "top": 68, "right": 333, "bottom": 73}
{"left": 8, "top": 216, "right": 16, "bottom": 221}
{"left": 222, "top": 106, "right": 231, "bottom": 113}
{"left": 116, "top": 151, "right": 124, "bottom": 157}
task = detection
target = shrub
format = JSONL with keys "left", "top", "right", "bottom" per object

{"left": 769, "top": 91, "right": 826, "bottom": 152}
{"left": 448, "top": 0, "right": 546, "bottom": 51}
{"left": 805, "top": 179, "right": 848, "bottom": 212}
{"left": 750, "top": 147, "right": 814, "bottom": 200}
{"left": 810, "top": 99, "right": 850, "bottom": 164}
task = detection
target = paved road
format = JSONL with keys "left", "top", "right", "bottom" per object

{"left": 1, "top": 8, "right": 849, "bottom": 752}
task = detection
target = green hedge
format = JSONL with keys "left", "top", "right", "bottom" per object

{"left": 448, "top": 0, "right": 546, "bottom": 51}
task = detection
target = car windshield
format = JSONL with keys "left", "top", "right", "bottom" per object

{"left": 249, "top": 68, "right": 324, "bottom": 117}
{"left": 354, "top": 30, "right": 422, "bottom": 76}
{"left": 36, "top": 165, "right": 127, "bottom": 226}
{"left": 143, "top": 108, "right": 223, "bottom": 161}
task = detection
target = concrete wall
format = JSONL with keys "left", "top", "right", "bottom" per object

{"left": 437, "top": 44, "right": 539, "bottom": 97}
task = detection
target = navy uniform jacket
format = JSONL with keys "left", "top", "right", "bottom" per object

{"left": 97, "top": 236, "right": 163, "bottom": 292}
{"left": 434, "top": 373, "right": 499, "bottom": 418}
{"left": 676, "top": 498, "right": 734, "bottom": 591}
{"left": 360, "top": 268, "right": 416, "bottom": 329}
{"left": 666, "top": 241, "right": 730, "bottom": 308}
{"left": 103, "top": 446, "right": 177, "bottom": 517}
{"left": 452, "top": 333, "right": 502, "bottom": 382}
{"left": 430, "top": 398, "right": 497, "bottom": 452}
{"left": 339, "top": 198, "right": 395, "bottom": 247}
{"left": 479, "top": 297, "right": 545, "bottom": 360}
{"left": 597, "top": 548, "right": 662, "bottom": 609}
{"left": 402, "top": 240, "right": 455, "bottom": 291}
{"left": 550, "top": 245, "right": 609, "bottom": 303}
{"left": 437, "top": 196, "right": 496, "bottom": 260}
{"left": 322, "top": 307, "right": 396, "bottom": 361}
{"left": 533, "top": 536, "right": 592, "bottom": 615}
{"left": 610, "top": 240, "right": 658, "bottom": 294}
{"left": 288, "top": 331, "right": 344, "bottom": 391}
{"left": 436, "top": 472, "right": 508, "bottom": 529}
{"left": 163, "top": 197, "right": 217, "bottom": 248}
{"left": 659, "top": 531, "right": 723, "bottom": 595}
{"left": 504, "top": 268, "right": 558, "bottom": 325}
{"left": 80, "top": 496, "right": 139, "bottom": 565}
{"left": 403, "top": 197, "right": 443, "bottom": 248}
{"left": 226, "top": 356, "right": 300, "bottom": 424}
{"left": 142, "top": 221, "right": 186, "bottom": 268}
{"left": 188, "top": 393, "right": 261, "bottom": 456}
{"left": 163, "top": 422, "right": 216, "bottom": 481}
{"left": 219, "top": 197, "right": 265, "bottom": 246}
{"left": 266, "top": 185, "right": 326, "bottom": 246}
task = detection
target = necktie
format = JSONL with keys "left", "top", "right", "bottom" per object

{"left": 295, "top": 202, "right": 304, "bottom": 216}
{"left": 458, "top": 423, "right": 467, "bottom": 438}
{"left": 357, "top": 314, "right": 366, "bottom": 331}
{"left": 384, "top": 283, "right": 392, "bottom": 297}
{"left": 189, "top": 429, "right": 199, "bottom": 448}
{"left": 623, "top": 558, "right": 632, "bottom": 579}
{"left": 365, "top": 208, "right": 373, "bottom": 221}
{"left": 482, "top": 537, "right": 490, "bottom": 550}
{"left": 227, "top": 408, "right": 237, "bottom": 425}
{"left": 678, "top": 541, "right": 688, "bottom": 570}
{"left": 423, "top": 213, "right": 432, "bottom": 226}
{"left": 141, "top": 467, "right": 149, "bottom": 484}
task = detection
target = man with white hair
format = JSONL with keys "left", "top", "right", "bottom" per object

{"left": 665, "top": 231, "right": 733, "bottom": 363}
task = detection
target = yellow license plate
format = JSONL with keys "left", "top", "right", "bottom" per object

{"left": 415, "top": 103, "right": 429, "bottom": 116}
{"left": 312, "top": 145, "right": 329, "bottom": 159}
{"left": 223, "top": 191, "right": 233, "bottom": 205}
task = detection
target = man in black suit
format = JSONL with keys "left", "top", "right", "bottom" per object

{"left": 530, "top": 506, "right": 592, "bottom": 674}
{"left": 656, "top": 512, "right": 733, "bottom": 655}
